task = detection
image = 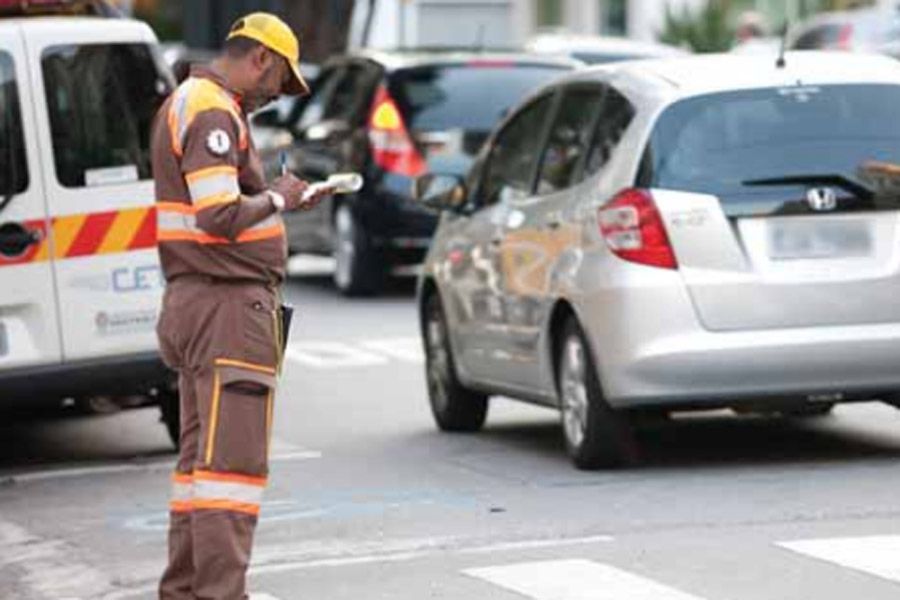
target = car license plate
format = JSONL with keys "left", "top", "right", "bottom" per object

{"left": 0, "top": 321, "right": 7, "bottom": 357}
{"left": 768, "top": 220, "right": 872, "bottom": 260}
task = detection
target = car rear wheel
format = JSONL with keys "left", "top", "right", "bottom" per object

{"left": 423, "top": 293, "right": 488, "bottom": 432}
{"left": 333, "top": 203, "right": 384, "bottom": 296}
{"left": 557, "top": 319, "right": 638, "bottom": 470}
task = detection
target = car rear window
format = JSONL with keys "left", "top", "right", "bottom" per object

{"left": 640, "top": 84, "right": 900, "bottom": 216}
{"left": 42, "top": 43, "right": 172, "bottom": 188}
{"left": 1, "top": 51, "right": 28, "bottom": 198}
{"left": 389, "top": 63, "right": 569, "bottom": 133}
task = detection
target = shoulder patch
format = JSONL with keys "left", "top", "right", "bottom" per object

{"left": 206, "top": 129, "right": 232, "bottom": 156}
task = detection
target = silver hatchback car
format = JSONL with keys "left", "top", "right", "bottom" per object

{"left": 415, "top": 52, "right": 900, "bottom": 470}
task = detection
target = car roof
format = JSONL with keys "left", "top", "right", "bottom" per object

{"left": 526, "top": 33, "right": 687, "bottom": 58}
{"left": 0, "top": 16, "right": 152, "bottom": 37}
{"left": 558, "top": 51, "right": 900, "bottom": 98}
{"left": 332, "top": 48, "right": 580, "bottom": 71}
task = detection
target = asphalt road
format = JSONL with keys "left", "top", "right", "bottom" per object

{"left": 3, "top": 262, "right": 900, "bottom": 600}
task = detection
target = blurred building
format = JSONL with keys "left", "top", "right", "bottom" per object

{"left": 349, "top": 0, "right": 709, "bottom": 47}
{"left": 350, "top": 0, "right": 897, "bottom": 49}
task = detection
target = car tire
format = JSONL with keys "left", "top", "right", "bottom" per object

{"left": 556, "top": 318, "right": 639, "bottom": 470}
{"left": 423, "top": 292, "right": 488, "bottom": 432}
{"left": 333, "top": 203, "right": 385, "bottom": 296}
{"left": 158, "top": 387, "right": 180, "bottom": 450}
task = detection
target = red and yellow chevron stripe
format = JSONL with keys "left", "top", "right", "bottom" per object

{"left": 1, "top": 206, "right": 156, "bottom": 267}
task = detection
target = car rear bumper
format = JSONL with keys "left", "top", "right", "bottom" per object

{"left": 0, "top": 351, "right": 172, "bottom": 408}
{"left": 577, "top": 271, "right": 900, "bottom": 409}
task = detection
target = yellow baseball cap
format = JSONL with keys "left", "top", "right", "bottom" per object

{"left": 227, "top": 12, "right": 310, "bottom": 96}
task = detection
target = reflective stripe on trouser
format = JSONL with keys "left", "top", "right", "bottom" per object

{"left": 157, "top": 277, "right": 280, "bottom": 600}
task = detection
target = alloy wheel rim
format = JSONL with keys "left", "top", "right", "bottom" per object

{"left": 426, "top": 308, "right": 450, "bottom": 414}
{"left": 560, "top": 336, "right": 589, "bottom": 449}
{"left": 334, "top": 206, "right": 355, "bottom": 289}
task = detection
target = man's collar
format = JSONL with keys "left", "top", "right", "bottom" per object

{"left": 189, "top": 64, "right": 244, "bottom": 107}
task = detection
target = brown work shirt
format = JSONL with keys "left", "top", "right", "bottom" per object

{"left": 151, "top": 65, "right": 286, "bottom": 284}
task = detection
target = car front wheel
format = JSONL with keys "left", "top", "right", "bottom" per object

{"left": 557, "top": 318, "right": 638, "bottom": 470}
{"left": 423, "top": 293, "right": 488, "bottom": 432}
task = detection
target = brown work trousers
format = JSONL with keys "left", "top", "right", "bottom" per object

{"left": 156, "top": 276, "right": 282, "bottom": 600}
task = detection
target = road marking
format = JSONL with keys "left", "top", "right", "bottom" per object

{"left": 250, "top": 594, "right": 283, "bottom": 600}
{"left": 0, "top": 519, "right": 116, "bottom": 599}
{"left": 1, "top": 439, "right": 319, "bottom": 485}
{"left": 286, "top": 341, "right": 390, "bottom": 369}
{"left": 97, "top": 534, "right": 617, "bottom": 598}
{"left": 465, "top": 559, "right": 707, "bottom": 600}
{"left": 360, "top": 337, "right": 424, "bottom": 364}
{"left": 247, "top": 534, "right": 614, "bottom": 577}
{"left": 284, "top": 337, "right": 422, "bottom": 369}
{"left": 778, "top": 535, "right": 900, "bottom": 584}
{"left": 459, "top": 535, "right": 613, "bottom": 555}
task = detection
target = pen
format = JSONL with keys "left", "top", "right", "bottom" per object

{"left": 280, "top": 151, "right": 287, "bottom": 177}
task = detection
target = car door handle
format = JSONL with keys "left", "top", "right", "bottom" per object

{"left": 544, "top": 219, "right": 561, "bottom": 230}
{"left": 489, "top": 237, "right": 502, "bottom": 247}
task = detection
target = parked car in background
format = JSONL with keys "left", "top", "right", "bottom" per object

{"left": 0, "top": 1, "right": 180, "bottom": 443}
{"left": 525, "top": 32, "right": 687, "bottom": 64}
{"left": 253, "top": 50, "right": 577, "bottom": 295}
{"left": 789, "top": 6, "right": 900, "bottom": 58}
{"left": 415, "top": 52, "right": 900, "bottom": 470}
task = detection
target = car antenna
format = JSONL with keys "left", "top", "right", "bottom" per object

{"left": 776, "top": 20, "right": 789, "bottom": 69}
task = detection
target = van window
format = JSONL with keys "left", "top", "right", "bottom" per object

{"left": 0, "top": 51, "right": 28, "bottom": 198}
{"left": 42, "top": 43, "right": 170, "bottom": 188}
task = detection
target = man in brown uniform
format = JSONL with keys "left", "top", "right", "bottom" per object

{"left": 152, "top": 13, "right": 325, "bottom": 600}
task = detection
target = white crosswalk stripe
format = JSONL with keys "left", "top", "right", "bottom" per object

{"left": 285, "top": 337, "right": 422, "bottom": 369}
{"left": 778, "top": 535, "right": 900, "bottom": 584}
{"left": 464, "top": 559, "right": 708, "bottom": 600}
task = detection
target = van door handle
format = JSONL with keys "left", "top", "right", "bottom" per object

{"left": 0, "top": 222, "right": 41, "bottom": 258}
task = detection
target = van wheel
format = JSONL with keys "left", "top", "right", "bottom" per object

{"left": 423, "top": 293, "right": 488, "bottom": 432}
{"left": 333, "top": 203, "right": 384, "bottom": 296}
{"left": 556, "top": 319, "right": 639, "bottom": 470}
{"left": 158, "top": 388, "right": 180, "bottom": 449}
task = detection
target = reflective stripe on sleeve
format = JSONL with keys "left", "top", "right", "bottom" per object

{"left": 156, "top": 202, "right": 284, "bottom": 245}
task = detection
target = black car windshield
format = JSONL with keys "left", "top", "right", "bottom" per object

{"left": 642, "top": 84, "right": 900, "bottom": 216}
{"left": 389, "top": 63, "right": 569, "bottom": 133}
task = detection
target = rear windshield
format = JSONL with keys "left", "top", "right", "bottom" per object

{"left": 389, "top": 63, "right": 569, "bottom": 133}
{"left": 1, "top": 51, "right": 28, "bottom": 198}
{"left": 641, "top": 84, "right": 900, "bottom": 216}
{"left": 42, "top": 43, "right": 172, "bottom": 188}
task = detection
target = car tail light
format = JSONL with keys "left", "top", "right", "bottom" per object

{"left": 598, "top": 188, "right": 677, "bottom": 269}
{"left": 367, "top": 85, "right": 426, "bottom": 178}
{"left": 837, "top": 24, "right": 854, "bottom": 50}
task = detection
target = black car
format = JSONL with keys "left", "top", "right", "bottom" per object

{"left": 253, "top": 49, "right": 576, "bottom": 295}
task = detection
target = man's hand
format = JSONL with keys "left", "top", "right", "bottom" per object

{"left": 271, "top": 174, "right": 310, "bottom": 212}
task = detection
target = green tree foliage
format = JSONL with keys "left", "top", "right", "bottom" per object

{"left": 659, "top": 0, "right": 735, "bottom": 53}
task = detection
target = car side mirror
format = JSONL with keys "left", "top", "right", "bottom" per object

{"left": 413, "top": 174, "right": 468, "bottom": 212}
{"left": 304, "top": 119, "right": 351, "bottom": 142}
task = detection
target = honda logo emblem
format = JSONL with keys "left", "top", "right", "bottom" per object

{"left": 806, "top": 187, "right": 838, "bottom": 212}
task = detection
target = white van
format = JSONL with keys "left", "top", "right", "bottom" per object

{"left": 0, "top": 5, "right": 179, "bottom": 444}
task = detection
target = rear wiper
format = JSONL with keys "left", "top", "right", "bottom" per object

{"left": 742, "top": 174, "right": 874, "bottom": 201}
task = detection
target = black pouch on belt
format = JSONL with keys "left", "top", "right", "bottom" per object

{"left": 279, "top": 303, "right": 294, "bottom": 352}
